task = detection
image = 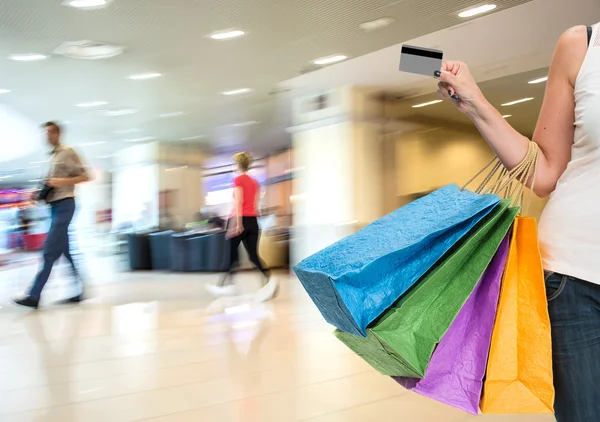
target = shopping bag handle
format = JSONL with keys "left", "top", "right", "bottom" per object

{"left": 462, "top": 141, "right": 540, "bottom": 214}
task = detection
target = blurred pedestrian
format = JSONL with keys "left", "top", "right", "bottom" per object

{"left": 14, "top": 122, "right": 90, "bottom": 309}
{"left": 206, "top": 152, "right": 278, "bottom": 300}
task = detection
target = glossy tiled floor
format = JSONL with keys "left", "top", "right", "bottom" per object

{"left": 0, "top": 254, "right": 556, "bottom": 422}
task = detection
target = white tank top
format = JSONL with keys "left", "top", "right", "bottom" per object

{"left": 538, "top": 23, "right": 600, "bottom": 284}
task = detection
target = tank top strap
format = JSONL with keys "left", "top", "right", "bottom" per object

{"left": 591, "top": 23, "right": 600, "bottom": 49}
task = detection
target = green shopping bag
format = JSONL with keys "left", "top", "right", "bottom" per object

{"left": 335, "top": 199, "right": 518, "bottom": 378}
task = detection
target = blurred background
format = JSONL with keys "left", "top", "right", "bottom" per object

{"left": 0, "top": 1, "right": 599, "bottom": 420}
{"left": 1, "top": 0, "right": 581, "bottom": 272}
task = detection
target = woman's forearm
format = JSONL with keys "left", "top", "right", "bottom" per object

{"left": 467, "top": 99, "right": 530, "bottom": 169}
{"left": 235, "top": 202, "right": 242, "bottom": 226}
{"left": 466, "top": 98, "right": 555, "bottom": 197}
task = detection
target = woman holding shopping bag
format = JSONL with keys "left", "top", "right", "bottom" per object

{"left": 438, "top": 24, "right": 599, "bottom": 422}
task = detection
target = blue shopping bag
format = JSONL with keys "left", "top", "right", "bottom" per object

{"left": 293, "top": 184, "right": 500, "bottom": 337}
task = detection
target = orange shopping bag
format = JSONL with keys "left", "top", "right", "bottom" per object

{"left": 480, "top": 215, "right": 554, "bottom": 414}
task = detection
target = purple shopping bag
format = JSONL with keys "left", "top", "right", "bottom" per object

{"left": 394, "top": 232, "right": 510, "bottom": 415}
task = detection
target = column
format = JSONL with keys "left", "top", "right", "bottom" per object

{"left": 289, "top": 86, "right": 384, "bottom": 265}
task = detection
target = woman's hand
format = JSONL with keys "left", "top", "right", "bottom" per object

{"left": 226, "top": 221, "right": 243, "bottom": 239}
{"left": 436, "top": 61, "right": 487, "bottom": 115}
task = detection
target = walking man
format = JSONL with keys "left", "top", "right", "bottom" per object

{"left": 14, "top": 122, "right": 90, "bottom": 309}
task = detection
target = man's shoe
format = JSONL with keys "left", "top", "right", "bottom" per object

{"left": 56, "top": 295, "right": 85, "bottom": 305}
{"left": 13, "top": 296, "right": 39, "bottom": 309}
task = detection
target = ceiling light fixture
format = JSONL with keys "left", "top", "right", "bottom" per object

{"left": 502, "top": 114, "right": 512, "bottom": 119}
{"left": 0, "top": 89, "right": 10, "bottom": 94}
{"left": 9, "top": 53, "right": 48, "bottom": 62}
{"left": 501, "top": 97, "right": 534, "bottom": 107}
{"left": 359, "top": 17, "right": 395, "bottom": 32}
{"left": 412, "top": 100, "right": 443, "bottom": 108}
{"left": 128, "top": 72, "right": 162, "bottom": 80}
{"left": 125, "top": 136, "right": 156, "bottom": 143}
{"left": 222, "top": 88, "right": 252, "bottom": 96}
{"left": 76, "top": 101, "right": 108, "bottom": 107}
{"left": 458, "top": 4, "right": 497, "bottom": 18}
{"left": 159, "top": 112, "right": 185, "bottom": 118}
{"left": 105, "top": 108, "right": 138, "bottom": 116}
{"left": 67, "top": 0, "right": 107, "bottom": 8}
{"left": 528, "top": 76, "right": 548, "bottom": 84}
{"left": 181, "top": 135, "right": 204, "bottom": 141}
{"left": 313, "top": 55, "right": 348, "bottom": 65}
{"left": 210, "top": 30, "right": 245, "bottom": 40}
{"left": 54, "top": 40, "right": 124, "bottom": 60}
{"left": 232, "top": 121, "right": 259, "bottom": 127}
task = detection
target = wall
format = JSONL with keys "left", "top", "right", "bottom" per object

{"left": 385, "top": 124, "right": 548, "bottom": 219}
{"left": 112, "top": 143, "right": 160, "bottom": 229}
{"left": 112, "top": 142, "right": 207, "bottom": 230}
{"left": 290, "top": 86, "right": 386, "bottom": 264}
{"left": 157, "top": 143, "right": 206, "bottom": 226}
{"left": 265, "top": 149, "right": 292, "bottom": 216}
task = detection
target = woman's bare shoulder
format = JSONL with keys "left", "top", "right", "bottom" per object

{"left": 554, "top": 25, "right": 589, "bottom": 85}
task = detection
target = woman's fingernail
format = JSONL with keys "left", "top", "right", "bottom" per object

{"left": 448, "top": 90, "right": 452, "bottom": 96}
{"left": 434, "top": 70, "right": 441, "bottom": 78}
{"left": 451, "top": 94, "right": 459, "bottom": 100}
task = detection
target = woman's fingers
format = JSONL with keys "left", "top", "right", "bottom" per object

{"left": 437, "top": 82, "right": 451, "bottom": 99}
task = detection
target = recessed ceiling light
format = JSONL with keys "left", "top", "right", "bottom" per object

{"left": 54, "top": 40, "right": 124, "bottom": 60}
{"left": 76, "top": 101, "right": 108, "bottom": 107}
{"left": 502, "top": 114, "right": 512, "bottom": 119}
{"left": 359, "top": 17, "right": 395, "bottom": 32}
{"left": 458, "top": 4, "right": 497, "bottom": 18}
{"left": 105, "top": 108, "right": 138, "bottom": 116}
{"left": 222, "top": 88, "right": 252, "bottom": 96}
{"left": 412, "top": 100, "right": 443, "bottom": 108}
{"left": 528, "top": 76, "right": 548, "bottom": 84}
{"left": 66, "top": 0, "right": 107, "bottom": 8}
{"left": 0, "top": 89, "right": 10, "bottom": 94}
{"left": 232, "top": 121, "right": 259, "bottom": 127}
{"left": 313, "top": 55, "right": 348, "bottom": 65}
{"left": 125, "top": 136, "right": 156, "bottom": 143}
{"left": 210, "top": 30, "right": 245, "bottom": 40}
{"left": 159, "top": 112, "right": 185, "bottom": 118}
{"left": 9, "top": 53, "right": 48, "bottom": 62}
{"left": 501, "top": 97, "right": 534, "bottom": 107}
{"left": 181, "top": 135, "right": 204, "bottom": 141}
{"left": 128, "top": 72, "right": 162, "bottom": 80}
{"left": 114, "top": 128, "right": 141, "bottom": 134}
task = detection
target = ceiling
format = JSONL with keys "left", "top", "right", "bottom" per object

{"left": 0, "top": 0, "right": 534, "bottom": 185}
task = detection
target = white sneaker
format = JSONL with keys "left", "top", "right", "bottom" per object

{"left": 205, "top": 284, "right": 236, "bottom": 297}
{"left": 254, "top": 277, "right": 279, "bottom": 303}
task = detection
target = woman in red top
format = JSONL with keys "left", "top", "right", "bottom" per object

{"left": 210, "top": 152, "right": 274, "bottom": 298}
